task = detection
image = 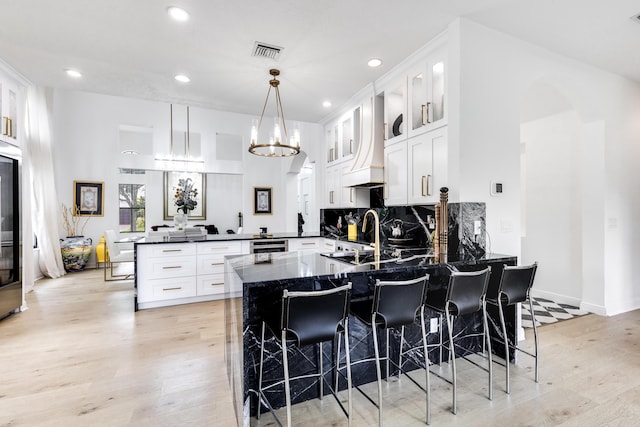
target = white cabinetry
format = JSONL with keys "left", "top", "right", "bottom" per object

{"left": 382, "top": 77, "right": 407, "bottom": 145}
{"left": 137, "top": 243, "right": 198, "bottom": 305}
{"left": 136, "top": 240, "right": 249, "bottom": 309}
{"left": 0, "top": 71, "right": 21, "bottom": 144}
{"left": 197, "top": 241, "right": 244, "bottom": 296}
{"left": 288, "top": 238, "right": 321, "bottom": 252}
{"left": 408, "top": 127, "right": 447, "bottom": 204}
{"left": 325, "top": 164, "right": 369, "bottom": 208}
{"left": 407, "top": 48, "right": 447, "bottom": 137}
{"left": 383, "top": 141, "right": 408, "bottom": 206}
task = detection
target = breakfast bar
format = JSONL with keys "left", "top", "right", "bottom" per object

{"left": 224, "top": 250, "right": 517, "bottom": 426}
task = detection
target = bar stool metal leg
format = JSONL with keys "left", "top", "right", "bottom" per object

{"left": 445, "top": 305, "right": 457, "bottom": 415}
{"left": 420, "top": 307, "right": 431, "bottom": 425}
{"left": 372, "top": 313, "right": 383, "bottom": 427}
{"left": 398, "top": 325, "right": 405, "bottom": 380}
{"left": 482, "top": 299, "right": 493, "bottom": 401}
{"left": 530, "top": 297, "right": 539, "bottom": 383}
{"left": 282, "top": 329, "right": 292, "bottom": 427}
{"left": 497, "top": 296, "right": 510, "bottom": 393}
{"left": 319, "top": 342, "right": 324, "bottom": 400}
{"left": 344, "top": 318, "right": 353, "bottom": 427}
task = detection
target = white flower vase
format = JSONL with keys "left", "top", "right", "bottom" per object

{"left": 174, "top": 213, "right": 188, "bottom": 230}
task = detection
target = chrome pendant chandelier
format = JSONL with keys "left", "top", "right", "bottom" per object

{"left": 249, "top": 69, "right": 300, "bottom": 157}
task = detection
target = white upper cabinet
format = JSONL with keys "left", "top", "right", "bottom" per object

{"left": 383, "top": 141, "right": 408, "bottom": 206}
{"left": 407, "top": 48, "right": 447, "bottom": 137}
{"left": 326, "top": 107, "right": 361, "bottom": 165}
{"left": 0, "top": 73, "right": 21, "bottom": 144}
{"left": 382, "top": 77, "right": 407, "bottom": 146}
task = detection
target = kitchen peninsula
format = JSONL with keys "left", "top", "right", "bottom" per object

{"left": 223, "top": 249, "right": 517, "bottom": 426}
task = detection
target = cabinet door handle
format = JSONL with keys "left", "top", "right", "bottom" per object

{"left": 162, "top": 286, "right": 182, "bottom": 291}
{"left": 209, "top": 282, "right": 224, "bottom": 286}
{"left": 421, "top": 105, "right": 428, "bottom": 126}
{"left": 2, "top": 117, "right": 8, "bottom": 136}
{"left": 302, "top": 242, "right": 315, "bottom": 246}
{"left": 210, "top": 262, "right": 224, "bottom": 266}
{"left": 349, "top": 139, "right": 353, "bottom": 154}
{"left": 383, "top": 123, "right": 388, "bottom": 140}
{"left": 162, "top": 249, "right": 182, "bottom": 253}
{"left": 350, "top": 188, "right": 353, "bottom": 203}
{"left": 421, "top": 175, "right": 432, "bottom": 196}
{"left": 426, "top": 102, "right": 432, "bottom": 124}
{"left": 209, "top": 247, "right": 229, "bottom": 251}
{"left": 8, "top": 118, "right": 13, "bottom": 137}
{"left": 162, "top": 265, "right": 182, "bottom": 269}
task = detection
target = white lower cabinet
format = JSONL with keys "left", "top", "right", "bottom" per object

{"left": 288, "top": 238, "right": 320, "bottom": 252}
{"left": 136, "top": 240, "right": 248, "bottom": 309}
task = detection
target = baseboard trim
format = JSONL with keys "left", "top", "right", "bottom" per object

{"left": 530, "top": 289, "right": 580, "bottom": 308}
{"left": 580, "top": 301, "right": 607, "bottom": 316}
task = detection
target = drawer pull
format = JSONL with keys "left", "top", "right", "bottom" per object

{"left": 162, "top": 287, "right": 182, "bottom": 291}
{"left": 162, "top": 265, "right": 182, "bottom": 269}
{"left": 210, "top": 282, "right": 224, "bottom": 286}
{"left": 211, "top": 262, "right": 224, "bottom": 266}
{"left": 162, "top": 249, "right": 182, "bottom": 253}
{"left": 302, "top": 242, "right": 316, "bottom": 246}
{"left": 210, "top": 247, "right": 229, "bottom": 251}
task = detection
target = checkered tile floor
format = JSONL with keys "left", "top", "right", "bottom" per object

{"left": 521, "top": 297, "right": 588, "bottom": 328}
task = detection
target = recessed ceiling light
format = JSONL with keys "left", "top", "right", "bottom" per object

{"left": 65, "top": 69, "right": 82, "bottom": 78}
{"left": 322, "top": 101, "right": 332, "bottom": 108}
{"left": 174, "top": 74, "right": 191, "bottom": 83}
{"left": 167, "top": 6, "right": 189, "bottom": 21}
{"left": 367, "top": 58, "right": 383, "bottom": 68}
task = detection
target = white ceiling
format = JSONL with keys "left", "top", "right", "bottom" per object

{"left": 1, "top": 0, "right": 639, "bottom": 123}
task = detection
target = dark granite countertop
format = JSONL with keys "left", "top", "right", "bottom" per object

{"left": 228, "top": 251, "right": 516, "bottom": 285}
{"left": 135, "top": 231, "right": 323, "bottom": 245}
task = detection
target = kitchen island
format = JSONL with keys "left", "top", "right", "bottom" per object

{"left": 224, "top": 250, "right": 517, "bottom": 426}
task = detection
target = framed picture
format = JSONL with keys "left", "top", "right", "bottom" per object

{"left": 163, "top": 172, "right": 206, "bottom": 220}
{"left": 74, "top": 181, "right": 104, "bottom": 216}
{"left": 253, "top": 187, "right": 272, "bottom": 215}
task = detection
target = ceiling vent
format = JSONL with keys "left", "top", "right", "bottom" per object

{"left": 252, "top": 42, "right": 283, "bottom": 60}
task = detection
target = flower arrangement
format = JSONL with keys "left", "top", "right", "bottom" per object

{"left": 174, "top": 177, "right": 198, "bottom": 214}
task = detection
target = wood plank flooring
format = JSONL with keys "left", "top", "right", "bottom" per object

{"left": 1, "top": 269, "right": 639, "bottom": 426}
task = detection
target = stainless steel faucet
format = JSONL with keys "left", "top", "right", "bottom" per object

{"left": 362, "top": 209, "right": 380, "bottom": 261}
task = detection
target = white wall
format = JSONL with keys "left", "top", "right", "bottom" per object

{"left": 51, "top": 89, "right": 323, "bottom": 267}
{"left": 452, "top": 18, "right": 640, "bottom": 315}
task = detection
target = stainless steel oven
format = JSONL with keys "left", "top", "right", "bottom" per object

{"left": 250, "top": 239, "right": 288, "bottom": 254}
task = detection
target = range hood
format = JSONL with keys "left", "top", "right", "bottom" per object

{"left": 342, "top": 94, "right": 385, "bottom": 188}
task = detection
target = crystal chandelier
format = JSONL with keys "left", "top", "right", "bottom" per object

{"left": 249, "top": 69, "right": 300, "bottom": 157}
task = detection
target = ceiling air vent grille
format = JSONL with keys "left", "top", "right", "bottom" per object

{"left": 252, "top": 42, "right": 283, "bottom": 60}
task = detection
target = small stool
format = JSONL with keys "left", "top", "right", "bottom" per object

{"left": 426, "top": 267, "right": 493, "bottom": 415}
{"left": 257, "top": 284, "right": 353, "bottom": 427}
{"left": 486, "top": 262, "right": 539, "bottom": 393}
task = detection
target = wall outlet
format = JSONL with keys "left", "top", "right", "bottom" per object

{"left": 430, "top": 318, "right": 438, "bottom": 333}
{"left": 474, "top": 220, "right": 482, "bottom": 235}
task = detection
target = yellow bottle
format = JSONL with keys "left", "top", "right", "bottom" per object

{"left": 95, "top": 235, "right": 107, "bottom": 264}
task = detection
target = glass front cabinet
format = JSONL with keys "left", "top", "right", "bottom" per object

{"left": 407, "top": 48, "right": 447, "bottom": 137}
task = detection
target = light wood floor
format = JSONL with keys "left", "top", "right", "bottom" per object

{"left": 1, "top": 269, "right": 639, "bottom": 426}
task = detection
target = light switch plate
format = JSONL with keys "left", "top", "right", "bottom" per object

{"left": 490, "top": 181, "right": 503, "bottom": 196}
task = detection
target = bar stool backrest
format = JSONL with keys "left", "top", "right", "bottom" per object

{"left": 373, "top": 275, "right": 429, "bottom": 329}
{"left": 498, "top": 262, "right": 538, "bottom": 305}
{"left": 446, "top": 267, "right": 491, "bottom": 316}
{"left": 281, "top": 284, "right": 352, "bottom": 347}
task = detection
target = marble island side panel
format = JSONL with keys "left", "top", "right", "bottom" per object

{"left": 224, "top": 251, "right": 517, "bottom": 426}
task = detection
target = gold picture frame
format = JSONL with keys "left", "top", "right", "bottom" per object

{"left": 73, "top": 181, "right": 104, "bottom": 216}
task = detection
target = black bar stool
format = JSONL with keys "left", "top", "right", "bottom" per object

{"left": 257, "top": 283, "right": 353, "bottom": 427}
{"left": 426, "top": 267, "right": 492, "bottom": 415}
{"left": 487, "top": 262, "right": 539, "bottom": 393}
{"left": 348, "top": 274, "right": 431, "bottom": 426}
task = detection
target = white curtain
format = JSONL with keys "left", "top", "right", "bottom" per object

{"left": 25, "top": 86, "right": 65, "bottom": 278}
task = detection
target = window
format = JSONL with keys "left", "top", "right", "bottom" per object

{"left": 119, "top": 184, "right": 145, "bottom": 232}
